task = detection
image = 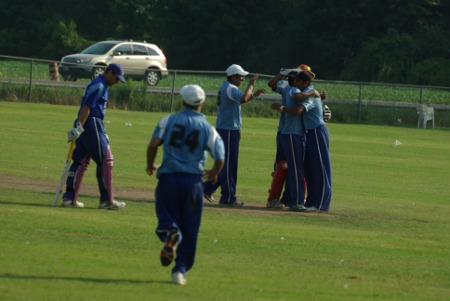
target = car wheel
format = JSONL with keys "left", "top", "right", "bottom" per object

{"left": 92, "top": 66, "right": 105, "bottom": 79}
{"left": 145, "top": 70, "right": 160, "bottom": 86}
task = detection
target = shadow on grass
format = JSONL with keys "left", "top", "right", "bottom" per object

{"left": 0, "top": 200, "right": 104, "bottom": 210}
{"left": 38, "top": 191, "right": 153, "bottom": 204}
{"left": 203, "top": 202, "right": 333, "bottom": 217}
{"left": 0, "top": 191, "right": 330, "bottom": 216}
{"left": 0, "top": 200, "right": 52, "bottom": 208}
{"left": 0, "top": 198, "right": 147, "bottom": 210}
{"left": 0, "top": 188, "right": 153, "bottom": 208}
{"left": 0, "top": 272, "right": 167, "bottom": 285}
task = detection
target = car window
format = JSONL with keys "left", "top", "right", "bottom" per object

{"left": 133, "top": 44, "right": 148, "bottom": 55}
{"left": 81, "top": 42, "right": 117, "bottom": 54}
{"left": 113, "top": 44, "right": 132, "bottom": 55}
{"left": 146, "top": 46, "right": 159, "bottom": 56}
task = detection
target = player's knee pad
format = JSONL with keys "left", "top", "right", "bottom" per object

{"left": 268, "top": 160, "right": 288, "bottom": 201}
{"left": 100, "top": 146, "right": 114, "bottom": 200}
{"left": 103, "top": 146, "right": 114, "bottom": 167}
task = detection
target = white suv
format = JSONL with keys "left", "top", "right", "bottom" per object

{"left": 58, "top": 40, "right": 168, "bottom": 86}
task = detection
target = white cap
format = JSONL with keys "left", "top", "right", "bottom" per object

{"left": 180, "top": 84, "right": 205, "bottom": 106}
{"left": 226, "top": 64, "right": 249, "bottom": 76}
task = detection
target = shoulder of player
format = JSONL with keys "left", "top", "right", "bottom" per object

{"left": 86, "top": 78, "right": 107, "bottom": 92}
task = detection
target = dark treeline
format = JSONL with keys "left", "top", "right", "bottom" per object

{"left": 0, "top": 0, "right": 448, "bottom": 85}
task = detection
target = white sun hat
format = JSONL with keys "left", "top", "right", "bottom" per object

{"left": 225, "top": 64, "right": 249, "bottom": 76}
{"left": 180, "top": 84, "right": 206, "bottom": 106}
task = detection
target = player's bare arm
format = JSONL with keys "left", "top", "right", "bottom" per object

{"left": 77, "top": 105, "right": 91, "bottom": 127}
{"left": 267, "top": 73, "right": 285, "bottom": 89}
{"left": 293, "top": 89, "right": 320, "bottom": 101}
{"left": 271, "top": 102, "right": 305, "bottom": 116}
{"left": 241, "top": 74, "right": 265, "bottom": 103}
{"left": 204, "top": 159, "right": 225, "bottom": 184}
{"left": 146, "top": 138, "right": 162, "bottom": 176}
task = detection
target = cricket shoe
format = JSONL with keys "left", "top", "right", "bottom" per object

{"left": 62, "top": 199, "right": 84, "bottom": 208}
{"left": 288, "top": 204, "right": 307, "bottom": 212}
{"left": 172, "top": 272, "right": 187, "bottom": 285}
{"left": 98, "top": 200, "right": 126, "bottom": 210}
{"left": 266, "top": 199, "right": 284, "bottom": 208}
{"left": 203, "top": 194, "right": 216, "bottom": 203}
{"left": 219, "top": 200, "right": 244, "bottom": 207}
{"left": 160, "top": 229, "right": 180, "bottom": 267}
{"left": 305, "top": 206, "right": 319, "bottom": 212}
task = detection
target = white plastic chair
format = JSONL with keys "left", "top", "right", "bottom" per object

{"left": 417, "top": 104, "right": 435, "bottom": 129}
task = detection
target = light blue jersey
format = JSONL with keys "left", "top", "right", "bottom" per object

{"left": 215, "top": 81, "right": 244, "bottom": 130}
{"left": 274, "top": 80, "right": 290, "bottom": 132}
{"left": 300, "top": 85, "right": 325, "bottom": 130}
{"left": 152, "top": 109, "right": 225, "bottom": 178}
{"left": 281, "top": 86, "right": 304, "bottom": 135}
{"left": 78, "top": 74, "right": 108, "bottom": 120}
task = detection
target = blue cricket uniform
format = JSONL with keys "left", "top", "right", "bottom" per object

{"left": 152, "top": 108, "right": 225, "bottom": 275}
{"left": 280, "top": 85, "right": 306, "bottom": 206}
{"left": 273, "top": 80, "right": 289, "bottom": 164}
{"left": 272, "top": 80, "right": 292, "bottom": 204}
{"left": 301, "top": 90, "right": 332, "bottom": 211}
{"left": 204, "top": 81, "right": 243, "bottom": 205}
{"left": 64, "top": 74, "right": 114, "bottom": 203}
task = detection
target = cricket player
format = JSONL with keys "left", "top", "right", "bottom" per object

{"left": 295, "top": 71, "right": 332, "bottom": 211}
{"left": 203, "top": 64, "right": 265, "bottom": 206}
{"left": 62, "top": 63, "right": 126, "bottom": 209}
{"left": 273, "top": 71, "right": 332, "bottom": 212}
{"left": 269, "top": 75, "right": 307, "bottom": 211}
{"left": 146, "top": 84, "right": 225, "bottom": 285}
{"left": 266, "top": 67, "right": 320, "bottom": 208}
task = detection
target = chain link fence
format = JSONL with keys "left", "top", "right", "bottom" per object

{"left": 1, "top": 54, "right": 450, "bottom": 127}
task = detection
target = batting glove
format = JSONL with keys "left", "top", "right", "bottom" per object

{"left": 67, "top": 122, "right": 84, "bottom": 142}
{"left": 323, "top": 105, "right": 332, "bottom": 122}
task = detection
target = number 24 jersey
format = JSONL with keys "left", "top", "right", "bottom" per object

{"left": 152, "top": 109, "right": 225, "bottom": 178}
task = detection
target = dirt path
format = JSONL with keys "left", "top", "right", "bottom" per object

{"left": 0, "top": 174, "right": 306, "bottom": 215}
{"left": 0, "top": 174, "right": 150, "bottom": 202}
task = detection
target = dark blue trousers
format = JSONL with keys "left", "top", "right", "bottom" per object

{"left": 304, "top": 125, "right": 332, "bottom": 211}
{"left": 155, "top": 173, "right": 203, "bottom": 275}
{"left": 280, "top": 134, "right": 305, "bottom": 206}
{"left": 64, "top": 117, "right": 111, "bottom": 202}
{"left": 203, "top": 129, "right": 240, "bottom": 204}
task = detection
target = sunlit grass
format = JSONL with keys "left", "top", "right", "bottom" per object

{"left": 0, "top": 102, "right": 449, "bottom": 301}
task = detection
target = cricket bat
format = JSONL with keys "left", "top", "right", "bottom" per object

{"left": 52, "top": 140, "right": 76, "bottom": 207}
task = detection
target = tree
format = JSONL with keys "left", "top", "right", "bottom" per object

{"left": 408, "top": 57, "right": 450, "bottom": 86}
{"left": 0, "top": 0, "right": 448, "bottom": 85}
{"left": 340, "top": 29, "right": 418, "bottom": 83}
{"left": 41, "top": 20, "right": 91, "bottom": 60}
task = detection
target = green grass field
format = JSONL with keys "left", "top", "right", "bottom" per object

{"left": 0, "top": 102, "right": 449, "bottom": 301}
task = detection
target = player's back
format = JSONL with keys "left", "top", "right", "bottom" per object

{"left": 157, "top": 109, "right": 212, "bottom": 176}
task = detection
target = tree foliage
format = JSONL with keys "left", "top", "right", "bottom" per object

{"left": 0, "top": 0, "right": 448, "bottom": 85}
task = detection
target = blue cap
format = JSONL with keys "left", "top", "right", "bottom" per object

{"left": 106, "top": 63, "right": 126, "bottom": 83}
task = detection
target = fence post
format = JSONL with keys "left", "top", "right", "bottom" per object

{"left": 420, "top": 86, "right": 423, "bottom": 104}
{"left": 28, "top": 59, "right": 33, "bottom": 102}
{"left": 170, "top": 71, "right": 177, "bottom": 113}
{"left": 358, "top": 82, "right": 362, "bottom": 122}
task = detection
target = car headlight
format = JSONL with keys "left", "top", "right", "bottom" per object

{"left": 78, "top": 58, "right": 92, "bottom": 64}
